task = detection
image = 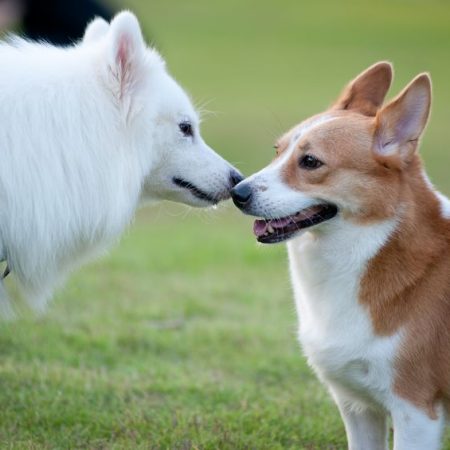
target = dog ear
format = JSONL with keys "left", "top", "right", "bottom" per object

{"left": 374, "top": 73, "right": 431, "bottom": 168}
{"left": 331, "top": 62, "right": 393, "bottom": 116}
{"left": 106, "top": 11, "right": 145, "bottom": 107}
{"left": 83, "top": 17, "right": 109, "bottom": 45}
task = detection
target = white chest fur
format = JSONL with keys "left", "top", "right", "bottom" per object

{"left": 287, "top": 218, "right": 400, "bottom": 408}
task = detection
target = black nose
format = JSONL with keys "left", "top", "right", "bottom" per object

{"left": 229, "top": 169, "right": 244, "bottom": 187}
{"left": 230, "top": 182, "right": 252, "bottom": 208}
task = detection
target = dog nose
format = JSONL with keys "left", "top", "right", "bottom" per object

{"left": 230, "top": 182, "right": 252, "bottom": 208}
{"left": 229, "top": 169, "right": 244, "bottom": 187}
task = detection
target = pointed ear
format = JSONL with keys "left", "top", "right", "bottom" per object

{"left": 83, "top": 17, "right": 109, "bottom": 45}
{"left": 106, "top": 11, "right": 145, "bottom": 103}
{"left": 374, "top": 73, "right": 431, "bottom": 167}
{"left": 331, "top": 62, "right": 393, "bottom": 116}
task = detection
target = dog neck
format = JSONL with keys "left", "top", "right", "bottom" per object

{"left": 288, "top": 155, "right": 450, "bottom": 336}
{"left": 359, "top": 157, "right": 450, "bottom": 335}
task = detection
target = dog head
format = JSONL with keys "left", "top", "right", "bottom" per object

{"left": 87, "top": 12, "right": 242, "bottom": 207}
{"left": 231, "top": 62, "right": 431, "bottom": 243}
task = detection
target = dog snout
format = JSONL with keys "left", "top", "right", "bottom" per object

{"left": 230, "top": 181, "right": 253, "bottom": 208}
{"left": 229, "top": 169, "right": 244, "bottom": 188}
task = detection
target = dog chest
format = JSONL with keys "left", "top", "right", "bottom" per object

{"left": 287, "top": 230, "right": 400, "bottom": 405}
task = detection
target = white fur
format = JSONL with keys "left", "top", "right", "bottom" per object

{"left": 240, "top": 115, "right": 337, "bottom": 218}
{"left": 0, "top": 11, "right": 238, "bottom": 313}
{"left": 243, "top": 135, "right": 446, "bottom": 447}
{"left": 422, "top": 171, "right": 450, "bottom": 220}
{"left": 391, "top": 399, "right": 445, "bottom": 450}
{"left": 288, "top": 219, "right": 401, "bottom": 410}
{"left": 275, "top": 114, "right": 337, "bottom": 169}
{"left": 82, "top": 17, "right": 109, "bottom": 45}
{"left": 436, "top": 192, "right": 450, "bottom": 219}
{"left": 288, "top": 212, "right": 446, "bottom": 449}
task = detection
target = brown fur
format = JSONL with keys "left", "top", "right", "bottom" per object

{"left": 360, "top": 157, "right": 450, "bottom": 418}
{"left": 274, "top": 63, "right": 447, "bottom": 418}
{"left": 280, "top": 113, "right": 403, "bottom": 224}
{"left": 332, "top": 61, "right": 393, "bottom": 116}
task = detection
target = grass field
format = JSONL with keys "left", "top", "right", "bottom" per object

{"left": 1, "top": 0, "right": 450, "bottom": 448}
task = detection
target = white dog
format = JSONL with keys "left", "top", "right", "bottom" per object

{"left": 0, "top": 11, "right": 242, "bottom": 315}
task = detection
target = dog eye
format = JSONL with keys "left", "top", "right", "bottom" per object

{"left": 299, "top": 154, "right": 323, "bottom": 170}
{"left": 179, "top": 121, "right": 193, "bottom": 137}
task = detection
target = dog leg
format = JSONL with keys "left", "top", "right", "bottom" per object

{"left": 334, "top": 396, "right": 388, "bottom": 450}
{"left": 391, "top": 400, "right": 445, "bottom": 450}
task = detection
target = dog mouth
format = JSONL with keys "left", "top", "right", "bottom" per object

{"left": 172, "top": 177, "right": 218, "bottom": 204}
{"left": 253, "top": 203, "right": 338, "bottom": 244}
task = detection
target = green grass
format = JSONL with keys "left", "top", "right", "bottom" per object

{"left": 1, "top": 0, "right": 450, "bottom": 448}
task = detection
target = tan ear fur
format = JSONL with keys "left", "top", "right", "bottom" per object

{"left": 332, "top": 61, "right": 393, "bottom": 116}
{"left": 374, "top": 73, "right": 431, "bottom": 168}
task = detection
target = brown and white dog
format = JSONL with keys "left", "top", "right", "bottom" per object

{"left": 231, "top": 62, "right": 450, "bottom": 450}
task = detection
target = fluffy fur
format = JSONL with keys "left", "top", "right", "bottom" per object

{"left": 232, "top": 62, "right": 450, "bottom": 449}
{"left": 0, "top": 11, "right": 240, "bottom": 315}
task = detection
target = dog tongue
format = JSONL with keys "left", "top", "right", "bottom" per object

{"left": 253, "top": 206, "right": 324, "bottom": 238}
{"left": 253, "top": 217, "right": 293, "bottom": 237}
{"left": 253, "top": 220, "right": 269, "bottom": 237}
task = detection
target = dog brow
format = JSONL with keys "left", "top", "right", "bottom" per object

{"left": 299, "top": 142, "right": 311, "bottom": 152}
{"left": 291, "top": 115, "right": 338, "bottom": 147}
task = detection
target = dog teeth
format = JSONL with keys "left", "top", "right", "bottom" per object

{"left": 267, "top": 224, "right": 274, "bottom": 234}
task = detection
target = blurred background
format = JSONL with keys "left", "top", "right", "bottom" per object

{"left": 0, "top": 0, "right": 449, "bottom": 448}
